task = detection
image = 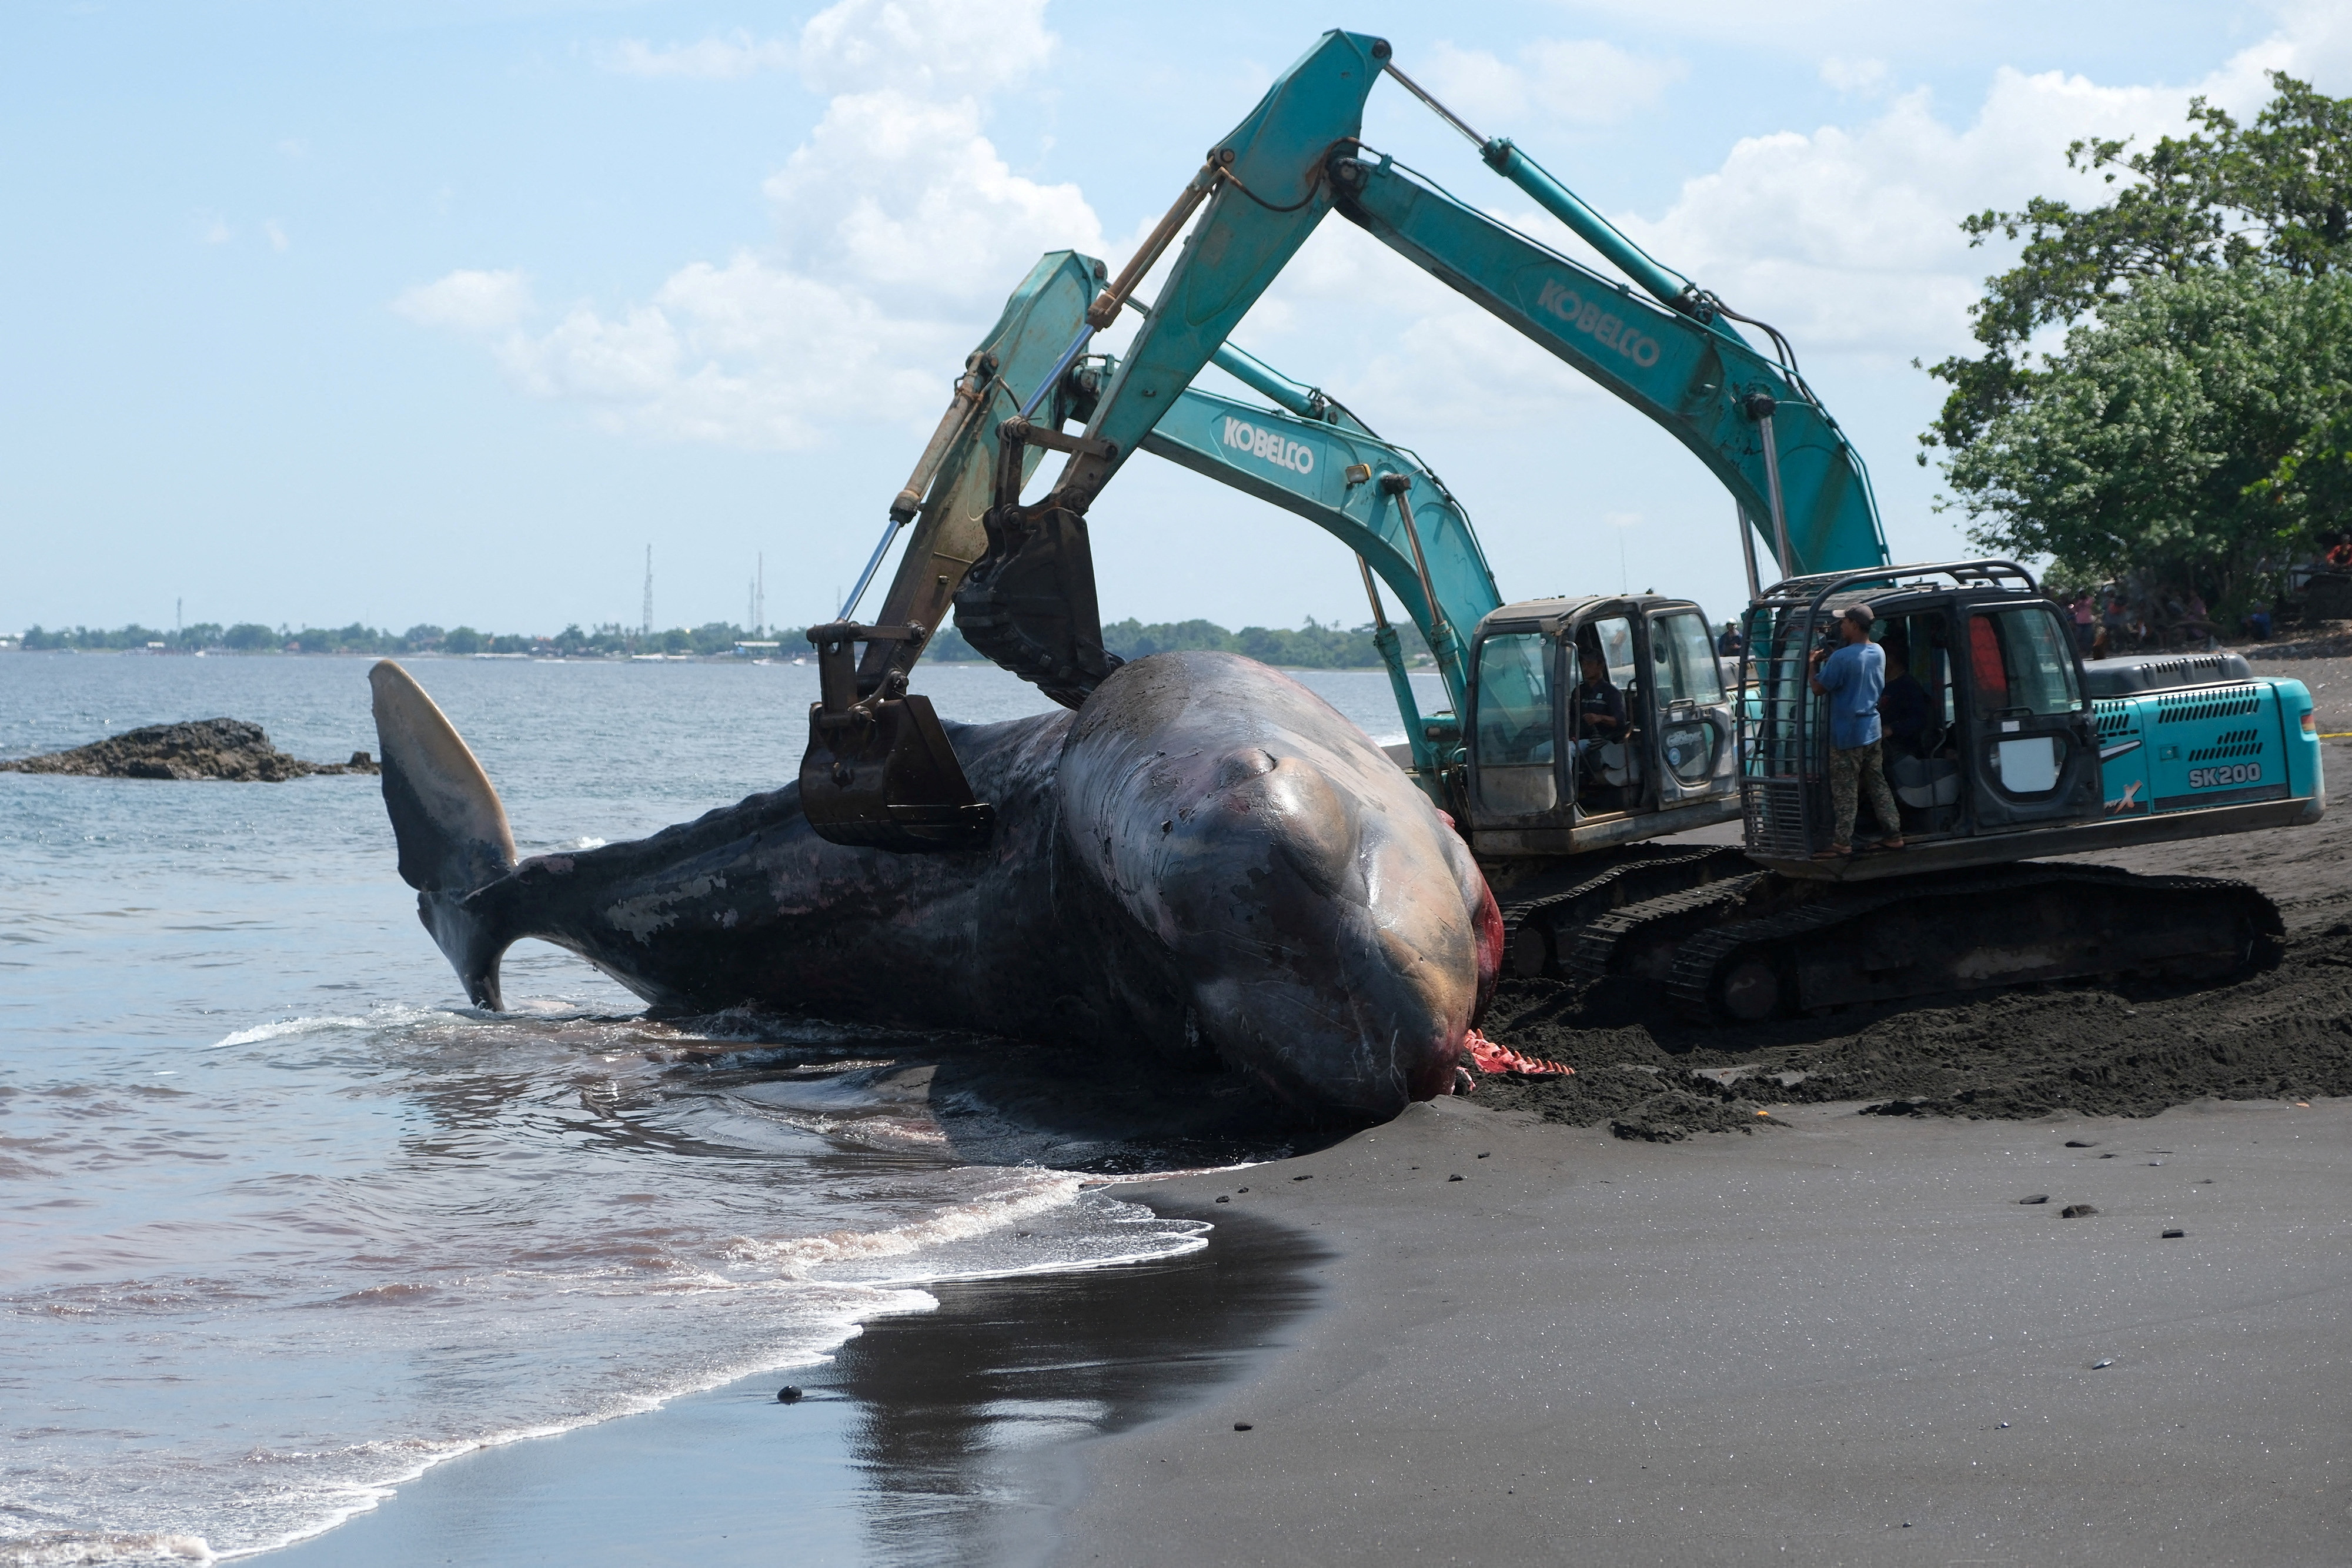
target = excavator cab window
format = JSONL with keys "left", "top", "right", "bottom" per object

{"left": 1879, "top": 612, "right": 1963, "bottom": 833}
{"left": 1472, "top": 631, "right": 1558, "bottom": 817}
{"left": 1648, "top": 609, "right": 1730, "bottom": 794}
{"left": 1652, "top": 612, "right": 1726, "bottom": 707}
{"left": 1959, "top": 601, "right": 2096, "bottom": 823}
{"left": 1969, "top": 607, "right": 2081, "bottom": 717}
{"left": 1569, "top": 616, "right": 1641, "bottom": 809}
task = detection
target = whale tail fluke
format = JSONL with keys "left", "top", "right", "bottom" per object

{"left": 369, "top": 660, "right": 519, "bottom": 1009}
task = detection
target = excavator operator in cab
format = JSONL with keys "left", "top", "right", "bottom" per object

{"left": 1570, "top": 649, "right": 1625, "bottom": 766}
{"left": 1808, "top": 604, "right": 1905, "bottom": 858}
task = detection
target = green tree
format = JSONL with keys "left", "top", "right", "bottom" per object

{"left": 1924, "top": 72, "right": 2352, "bottom": 458}
{"left": 223, "top": 623, "right": 275, "bottom": 650}
{"left": 1946, "top": 269, "right": 2352, "bottom": 610}
{"left": 443, "top": 626, "right": 483, "bottom": 654}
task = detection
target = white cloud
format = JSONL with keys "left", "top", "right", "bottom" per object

{"left": 493, "top": 259, "right": 945, "bottom": 448}
{"left": 199, "top": 216, "right": 230, "bottom": 245}
{"left": 1819, "top": 55, "right": 1890, "bottom": 95}
{"left": 600, "top": 30, "right": 794, "bottom": 80}
{"left": 406, "top": 0, "right": 1090, "bottom": 450}
{"left": 761, "top": 90, "right": 1098, "bottom": 303}
{"left": 392, "top": 269, "right": 535, "bottom": 333}
{"left": 599, "top": 0, "right": 1053, "bottom": 93}
{"left": 408, "top": 1, "right": 2352, "bottom": 461}
{"left": 1611, "top": 48, "right": 2310, "bottom": 363}
{"left": 1421, "top": 36, "right": 1686, "bottom": 129}
{"left": 265, "top": 220, "right": 289, "bottom": 253}
{"left": 797, "top": 0, "right": 1053, "bottom": 96}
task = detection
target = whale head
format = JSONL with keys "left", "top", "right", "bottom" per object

{"left": 1060, "top": 651, "right": 1499, "bottom": 1119}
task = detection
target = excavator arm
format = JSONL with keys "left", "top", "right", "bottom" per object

{"left": 1131, "top": 366, "right": 1501, "bottom": 771}
{"left": 810, "top": 28, "right": 1893, "bottom": 849}
{"left": 950, "top": 30, "right": 1886, "bottom": 712}
{"left": 799, "top": 234, "right": 1498, "bottom": 837}
{"left": 1328, "top": 149, "right": 1887, "bottom": 585}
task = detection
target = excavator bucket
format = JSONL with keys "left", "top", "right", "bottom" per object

{"left": 797, "top": 623, "right": 995, "bottom": 853}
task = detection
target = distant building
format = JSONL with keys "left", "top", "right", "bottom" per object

{"left": 733, "top": 641, "right": 781, "bottom": 658}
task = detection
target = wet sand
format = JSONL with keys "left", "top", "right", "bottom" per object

{"left": 1065, "top": 1095, "right": 2352, "bottom": 1566}
{"left": 260, "top": 1209, "right": 1318, "bottom": 1566}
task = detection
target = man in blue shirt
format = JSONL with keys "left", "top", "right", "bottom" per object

{"left": 1808, "top": 604, "right": 1904, "bottom": 857}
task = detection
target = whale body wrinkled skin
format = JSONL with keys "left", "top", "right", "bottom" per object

{"left": 372, "top": 650, "right": 1501, "bottom": 1118}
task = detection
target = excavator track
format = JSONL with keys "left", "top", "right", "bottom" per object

{"left": 1562, "top": 872, "right": 1770, "bottom": 986}
{"left": 1622, "top": 863, "right": 2284, "bottom": 1023}
{"left": 1495, "top": 844, "right": 1755, "bottom": 979}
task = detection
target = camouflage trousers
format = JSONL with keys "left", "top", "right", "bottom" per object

{"left": 1828, "top": 738, "right": 1901, "bottom": 845}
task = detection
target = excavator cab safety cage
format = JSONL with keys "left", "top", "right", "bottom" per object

{"left": 1734, "top": 560, "right": 2043, "bottom": 862}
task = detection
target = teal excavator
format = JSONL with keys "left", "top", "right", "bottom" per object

{"left": 801, "top": 31, "right": 2322, "bottom": 1021}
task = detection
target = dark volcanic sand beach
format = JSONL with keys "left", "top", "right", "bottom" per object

{"left": 1038, "top": 732, "right": 2352, "bottom": 1566}
{"left": 250, "top": 692, "right": 2352, "bottom": 1566}
{"left": 1064, "top": 1095, "right": 2352, "bottom": 1566}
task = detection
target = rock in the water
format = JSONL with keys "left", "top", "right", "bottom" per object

{"left": 0, "top": 718, "right": 377, "bottom": 781}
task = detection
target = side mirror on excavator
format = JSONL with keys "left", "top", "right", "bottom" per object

{"left": 797, "top": 621, "right": 995, "bottom": 853}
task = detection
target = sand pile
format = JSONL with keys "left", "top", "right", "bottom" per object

{"left": 1477, "top": 921, "right": 2352, "bottom": 1138}
{"left": 0, "top": 718, "right": 377, "bottom": 781}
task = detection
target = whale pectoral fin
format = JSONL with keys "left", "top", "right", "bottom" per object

{"left": 370, "top": 660, "right": 517, "bottom": 892}
{"left": 370, "top": 660, "right": 521, "bottom": 1010}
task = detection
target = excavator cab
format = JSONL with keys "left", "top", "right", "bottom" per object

{"left": 1737, "top": 561, "right": 2109, "bottom": 871}
{"left": 1462, "top": 595, "right": 1740, "bottom": 860}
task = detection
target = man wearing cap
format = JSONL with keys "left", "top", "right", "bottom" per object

{"left": 1808, "top": 604, "right": 1904, "bottom": 858}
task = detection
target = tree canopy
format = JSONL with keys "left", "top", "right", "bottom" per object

{"left": 1945, "top": 268, "right": 2352, "bottom": 609}
{"left": 1924, "top": 72, "right": 2352, "bottom": 608}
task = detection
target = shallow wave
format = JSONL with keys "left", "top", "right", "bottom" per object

{"left": 0, "top": 1532, "right": 216, "bottom": 1567}
{"left": 205, "top": 1015, "right": 370, "bottom": 1049}
{"left": 5, "top": 994, "right": 1215, "bottom": 1562}
{"left": 732, "top": 1171, "right": 1088, "bottom": 1275}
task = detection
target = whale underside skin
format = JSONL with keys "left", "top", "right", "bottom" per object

{"left": 370, "top": 650, "right": 1501, "bottom": 1118}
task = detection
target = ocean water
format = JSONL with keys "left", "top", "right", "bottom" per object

{"left": 0, "top": 651, "right": 1439, "bottom": 1564}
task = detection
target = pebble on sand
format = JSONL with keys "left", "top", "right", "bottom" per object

{"left": 2163, "top": 1228, "right": 2186, "bottom": 1238}
{"left": 2019, "top": 1193, "right": 2050, "bottom": 1204}
{"left": 776, "top": 1386, "right": 803, "bottom": 1403}
{"left": 2066, "top": 1139, "right": 2099, "bottom": 1148}
{"left": 1233, "top": 1422, "right": 1253, "bottom": 1432}
{"left": 2061, "top": 1203, "right": 2099, "bottom": 1218}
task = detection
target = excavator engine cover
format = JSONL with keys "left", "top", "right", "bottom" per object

{"left": 799, "top": 622, "right": 995, "bottom": 854}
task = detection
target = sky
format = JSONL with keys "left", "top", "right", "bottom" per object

{"left": 6, "top": 1, "right": 2350, "bottom": 640}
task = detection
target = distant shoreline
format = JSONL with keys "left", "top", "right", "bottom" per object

{"left": 0, "top": 646, "right": 1439, "bottom": 673}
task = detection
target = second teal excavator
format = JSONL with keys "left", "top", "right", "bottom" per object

{"left": 800, "top": 31, "right": 2320, "bottom": 1022}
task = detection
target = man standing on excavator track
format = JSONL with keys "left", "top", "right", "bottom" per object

{"left": 1809, "top": 604, "right": 1905, "bottom": 859}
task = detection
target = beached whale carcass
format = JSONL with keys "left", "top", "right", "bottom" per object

{"left": 370, "top": 650, "right": 1502, "bottom": 1117}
